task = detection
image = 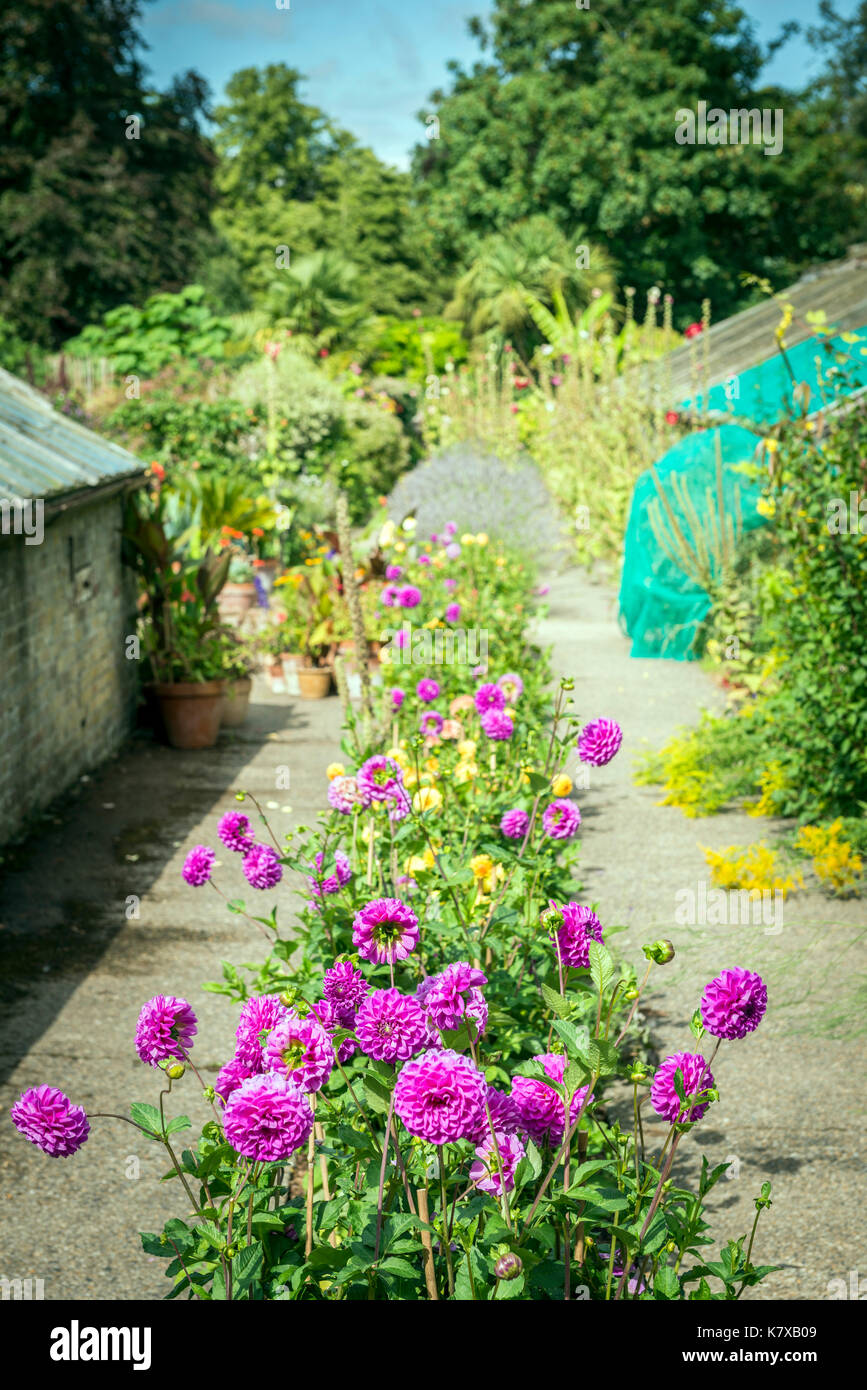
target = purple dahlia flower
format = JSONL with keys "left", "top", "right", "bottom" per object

{"left": 444, "top": 577, "right": 458, "bottom": 592}
{"left": 481, "top": 708, "right": 513, "bottom": 740}
{"left": 381, "top": 585, "right": 399, "bottom": 607}
{"left": 264, "top": 1010, "right": 334, "bottom": 1093}
{"left": 213, "top": 1056, "right": 257, "bottom": 1105}
{"left": 135, "top": 995, "right": 198, "bottom": 1067}
{"left": 398, "top": 586, "right": 422, "bottom": 609}
{"left": 553, "top": 901, "right": 603, "bottom": 970}
{"left": 223, "top": 1072, "right": 313, "bottom": 1162}
{"left": 352, "top": 896, "right": 419, "bottom": 965}
{"left": 242, "top": 843, "right": 283, "bottom": 890}
{"left": 445, "top": 603, "right": 461, "bottom": 623}
{"left": 577, "top": 717, "right": 623, "bottom": 767}
{"left": 235, "top": 994, "right": 288, "bottom": 1068}
{"left": 217, "top": 812, "right": 253, "bottom": 854}
{"left": 470, "top": 1129, "right": 526, "bottom": 1196}
{"left": 466, "top": 1085, "right": 523, "bottom": 1145}
{"left": 182, "top": 845, "right": 214, "bottom": 886}
{"left": 356, "top": 754, "right": 405, "bottom": 804}
{"left": 416, "top": 678, "right": 440, "bottom": 703}
{"left": 542, "top": 798, "right": 581, "bottom": 840}
{"left": 700, "top": 968, "right": 767, "bottom": 1040}
{"left": 475, "top": 682, "right": 506, "bottom": 715}
{"left": 323, "top": 960, "right": 370, "bottom": 1013}
{"left": 420, "top": 711, "right": 444, "bottom": 737}
{"left": 355, "top": 988, "right": 428, "bottom": 1063}
{"left": 417, "top": 962, "right": 488, "bottom": 1034}
{"left": 500, "top": 808, "right": 530, "bottom": 840}
{"left": 10, "top": 1085, "right": 90, "bottom": 1158}
{"left": 445, "top": 543, "right": 461, "bottom": 560}
{"left": 390, "top": 688, "right": 405, "bottom": 711}
{"left": 651, "top": 1052, "right": 715, "bottom": 1123}
{"left": 385, "top": 565, "right": 403, "bottom": 580}
{"left": 393, "top": 1048, "right": 487, "bottom": 1145}
{"left": 307, "top": 849, "right": 352, "bottom": 896}
{"left": 511, "top": 1055, "right": 594, "bottom": 1147}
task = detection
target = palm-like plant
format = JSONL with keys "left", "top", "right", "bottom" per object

{"left": 263, "top": 250, "right": 366, "bottom": 348}
{"left": 446, "top": 216, "right": 614, "bottom": 356}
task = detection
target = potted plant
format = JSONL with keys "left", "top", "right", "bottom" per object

{"left": 123, "top": 489, "right": 230, "bottom": 749}
{"left": 218, "top": 632, "right": 257, "bottom": 727}
{"left": 291, "top": 563, "right": 338, "bottom": 698}
{"left": 217, "top": 554, "right": 257, "bottom": 621}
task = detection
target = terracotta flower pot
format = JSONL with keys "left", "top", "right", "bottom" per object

{"left": 297, "top": 666, "right": 333, "bottom": 699}
{"left": 220, "top": 676, "right": 252, "bottom": 727}
{"left": 151, "top": 680, "right": 225, "bottom": 749}
{"left": 217, "top": 581, "right": 256, "bottom": 621}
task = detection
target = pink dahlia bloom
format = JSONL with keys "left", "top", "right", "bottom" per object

{"left": 444, "top": 577, "right": 458, "bottom": 592}
{"left": 651, "top": 1052, "right": 715, "bottom": 1123}
{"left": 398, "top": 585, "right": 422, "bottom": 609}
{"left": 214, "top": 1056, "right": 257, "bottom": 1105}
{"left": 416, "top": 678, "right": 440, "bottom": 703}
{"left": 445, "top": 602, "right": 461, "bottom": 623}
{"left": 182, "top": 845, "right": 214, "bottom": 886}
{"left": 355, "top": 988, "right": 428, "bottom": 1063}
{"left": 217, "top": 812, "right": 253, "bottom": 854}
{"left": 235, "top": 994, "right": 288, "bottom": 1068}
{"left": 542, "top": 798, "right": 581, "bottom": 839}
{"left": 323, "top": 960, "right": 370, "bottom": 1013}
{"left": 420, "top": 711, "right": 444, "bottom": 737}
{"left": 475, "top": 682, "right": 506, "bottom": 715}
{"left": 554, "top": 901, "right": 603, "bottom": 970}
{"left": 577, "top": 717, "right": 623, "bottom": 766}
{"left": 382, "top": 585, "right": 399, "bottom": 607}
{"left": 310, "top": 999, "right": 357, "bottom": 1064}
{"left": 498, "top": 673, "right": 524, "bottom": 703}
{"left": 481, "top": 708, "right": 513, "bottom": 740}
{"left": 393, "top": 1048, "right": 487, "bottom": 1144}
{"left": 135, "top": 995, "right": 198, "bottom": 1067}
{"left": 357, "top": 754, "right": 405, "bottom": 804}
{"left": 390, "top": 687, "right": 405, "bottom": 711}
{"left": 223, "top": 1072, "right": 313, "bottom": 1162}
{"left": 307, "top": 849, "right": 352, "bottom": 896}
{"left": 449, "top": 694, "right": 475, "bottom": 716}
{"left": 10, "top": 1085, "right": 90, "bottom": 1158}
{"left": 470, "top": 1129, "right": 526, "bottom": 1196}
{"left": 385, "top": 564, "right": 403, "bottom": 580}
{"left": 441, "top": 718, "right": 463, "bottom": 740}
{"left": 700, "top": 968, "right": 767, "bottom": 1040}
{"left": 467, "top": 1084, "right": 522, "bottom": 1144}
{"left": 328, "top": 775, "right": 368, "bottom": 814}
{"left": 500, "top": 808, "right": 530, "bottom": 839}
{"left": 242, "top": 843, "right": 283, "bottom": 890}
{"left": 353, "top": 896, "right": 419, "bottom": 965}
{"left": 445, "top": 542, "right": 461, "bottom": 560}
{"left": 511, "top": 1054, "right": 594, "bottom": 1147}
{"left": 264, "top": 1009, "right": 335, "bottom": 1093}
{"left": 418, "top": 962, "right": 488, "bottom": 1034}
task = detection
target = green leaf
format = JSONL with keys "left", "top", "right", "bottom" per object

{"left": 195, "top": 1221, "right": 226, "bottom": 1253}
{"left": 654, "top": 1265, "right": 681, "bottom": 1299}
{"left": 232, "top": 1244, "right": 264, "bottom": 1297}
{"left": 551, "top": 1018, "right": 591, "bottom": 1059}
{"left": 165, "top": 1115, "right": 192, "bottom": 1137}
{"left": 585, "top": 1038, "right": 619, "bottom": 1076}
{"left": 541, "top": 982, "right": 572, "bottom": 1019}
{"left": 130, "top": 1102, "right": 163, "bottom": 1137}
{"left": 588, "top": 941, "right": 615, "bottom": 992}
{"left": 363, "top": 1074, "right": 393, "bottom": 1115}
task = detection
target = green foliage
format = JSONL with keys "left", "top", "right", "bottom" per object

{"left": 0, "top": 0, "right": 214, "bottom": 346}
{"left": 356, "top": 316, "right": 468, "bottom": 381}
{"left": 0, "top": 317, "right": 48, "bottom": 383}
{"left": 64, "top": 286, "right": 237, "bottom": 377}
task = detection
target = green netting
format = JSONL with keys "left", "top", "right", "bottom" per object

{"left": 618, "top": 425, "right": 764, "bottom": 659}
{"left": 681, "top": 326, "right": 867, "bottom": 422}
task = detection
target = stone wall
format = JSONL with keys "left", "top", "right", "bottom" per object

{"left": 0, "top": 492, "right": 138, "bottom": 844}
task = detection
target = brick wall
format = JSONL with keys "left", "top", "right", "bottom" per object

{"left": 0, "top": 492, "right": 138, "bottom": 845}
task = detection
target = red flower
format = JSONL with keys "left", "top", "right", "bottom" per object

{"left": 319, "top": 348, "right": 330, "bottom": 358}
{"left": 150, "top": 462, "right": 166, "bottom": 481}
{"left": 665, "top": 410, "right": 679, "bottom": 425}
{"left": 684, "top": 323, "right": 703, "bottom": 339}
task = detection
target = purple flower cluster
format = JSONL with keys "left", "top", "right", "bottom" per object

{"left": 182, "top": 845, "right": 214, "bottom": 886}
{"left": 234, "top": 994, "right": 288, "bottom": 1068}
{"left": 511, "top": 1054, "right": 594, "bottom": 1147}
{"left": 393, "top": 1048, "right": 487, "bottom": 1145}
{"left": 416, "top": 678, "right": 440, "bottom": 703}
{"left": 553, "top": 901, "right": 603, "bottom": 970}
{"left": 417, "top": 962, "right": 488, "bottom": 1035}
{"left": 264, "top": 1010, "right": 335, "bottom": 1092}
{"left": 355, "top": 988, "right": 428, "bottom": 1063}
{"left": 651, "top": 1052, "right": 715, "bottom": 1123}
{"left": 475, "top": 683, "right": 505, "bottom": 715}
{"left": 307, "top": 850, "right": 352, "bottom": 896}
{"left": 700, "top": 968, "right": 767, "bottom": 1040}
{"left": 481, "top": 708, "right": 513, "bottom": 740}
{"left": 352, "top": 896, "right": 419, "bottom": 965}
{"left": 500, "top": 808, "right": 529, "bottom": 839}
{"left": 223, "top": 1072, "right": 313, "bottom": 1162}
{"left": 242, "top": 843, "right": 283, "bottom": 890}
{"left": 135, "top": 995, "right": 198, "bottom": 1067}
{"left": 577, "top": 717, "right": 623, "bottom": 767}
{"left": 328, "top": 774, "right": 369, "bottom": 814}
{"left": 542, "top": 799, "right": 581, "bottom": 840}
{"left": 217, "top": 812, "right": 254, "bottom": 854}
{"left": 11, "top": 1085, "right": 90, "bottom": 1158}
{"left": 470, "top": 1129, "right": 526, "bottom": 1196}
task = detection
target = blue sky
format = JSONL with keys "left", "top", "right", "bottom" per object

{"left": 140, "top": 0, "right": 858, "bottom": 169}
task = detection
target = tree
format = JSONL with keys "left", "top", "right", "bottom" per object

{"left": 445, "top": 214, "right": 613, "bottom": 353}
{"left": 410, "top": 0, "right": 859, "bottom": 323}
{"left": 0, "top": 0, "right": 215, "bottom": 346}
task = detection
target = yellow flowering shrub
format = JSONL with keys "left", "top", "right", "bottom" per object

{"left": 795, "top": 821, "right": 863, "bottom": 896}
{"left": 703, "top": 842, "right": 804, "bottom": 897}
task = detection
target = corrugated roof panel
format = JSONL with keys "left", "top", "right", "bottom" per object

{"left": 0, "top": 367, "right": 145, "bottom": 501}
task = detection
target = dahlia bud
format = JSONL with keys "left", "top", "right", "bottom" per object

{"left": 495, "top": 1252, "right": 523, "bottom": 1282}
{"left": 165, "top": 1060, "right": 185, "bottom": 1080}
{"left": 624, "top": 987, "right": 640, "bottom": 1001}
{"left": 279, "top": 989, "right": 297, "bottom": 1009}
{"left": 560, "top": 677, "right": 575, "bottom": 691}
{"left": 643, "top": 939, "right": 675, "bottom": 965}
{"left": 203, "top": 1086, "right": 216, "bottom": 1102}
{"left": 665, "top": 1239, "right": 678, "bottom": 1254}
{"left": 234, "top": 791, "right": 246, "bottom": 802}
{"left": 540, "top": 904, "right": 564, "bottom": 932}
{"left": 629, "top": 1064, "right": 648, "bottom": 1083}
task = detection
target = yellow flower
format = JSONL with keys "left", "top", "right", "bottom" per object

{"left": 424, "top": 756, "right": 440, "bottom": 775}
{"left": 326, "top": 762, "right": 345, "bottom": 781}
{"left": 361, "top": 823, "right": 378, "bottom": 846}
{"left": 394, "top": 540, "right": 407, "bottom": 554}
{"left": 475, "top": 532, "right": 489, "bottom": 546}
{"left": 386, "top": 747, "right": 410, "bottom": 769}
{"left": 756, "top": 497, "right": 776, "bottom": 519}
{"left": 405, "top": 848, "right": 436, "bottom": 875}
{"left": 496, "top": 557, "right": 506, "bottom": 568}
{"left": 457, "top": 739, "right": 477, "bottom": 759}
{"left": 471, "top": 853, "right": 494, "bottom": 880}
{"left": 460, "top": 533, "right": 475, "bottom": 545}
{"left": 763, "top": 438, "right": 779, "bottom": 453}
{"left": 452, "top": 761, "right": 478, "bottom": 785}
{"left": 552, "top": 773, "right": 573, "bottom": 796}
{"left": 413, "top": 785, "right": 443, "bottom": 813}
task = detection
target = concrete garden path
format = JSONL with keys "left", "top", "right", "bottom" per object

{"left": 539, "top": 569, "right": 867, "bottom": 1302}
